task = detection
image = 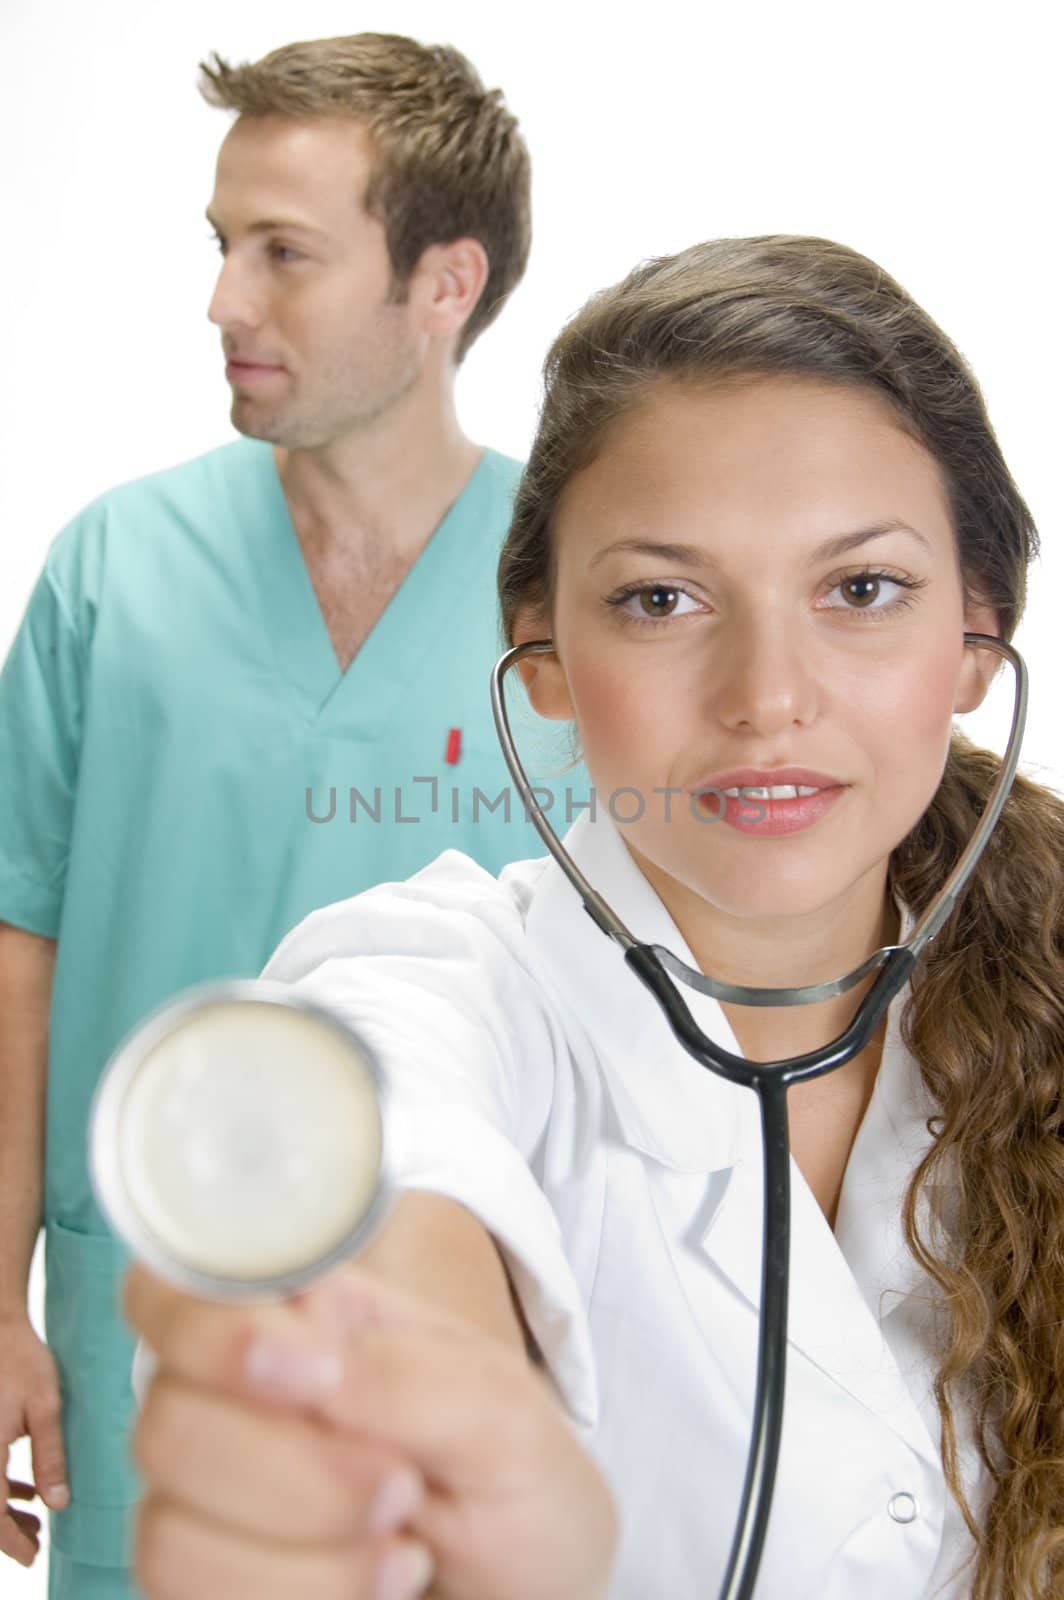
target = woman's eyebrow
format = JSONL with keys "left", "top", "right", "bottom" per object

{"left": 588, "top": 522, "right": 932, "bottom": 570}
{"left": 588, "top": 538, "right": 707, "bottom": 569}
{"left": 814, "top": 521, "right": 933, "bottom": 561}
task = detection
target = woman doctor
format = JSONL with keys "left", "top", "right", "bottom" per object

{"left": 122, "top": 237, "right": 1064, "bottom": 1600}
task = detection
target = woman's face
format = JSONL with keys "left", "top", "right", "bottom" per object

{"left": 519, "top": 376, "right": 998, "bottom": 940}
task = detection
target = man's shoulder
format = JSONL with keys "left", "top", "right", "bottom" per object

{"left": 43, "top": 437, "right": 269, "bottom": 596}
{"left": 472, "top": 447, "right": 524, "bottom": 506}
{"left": 455, "top": 448, "right": 525, "bottom": 552}
{"left": 66, "top": 436, "right": 264, "bottom": 528}
{"left": 480, "top": 447, "right": 524, "bottom": 482}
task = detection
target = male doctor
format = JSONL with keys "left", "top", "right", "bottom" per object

{"left": 0, "top": 31, "right": 544, "bottom": 1600}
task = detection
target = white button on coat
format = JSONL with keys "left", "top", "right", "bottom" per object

{"left": 889, "top": 1493, "right": 920, "bottom": 1524}
{"left": 264, "top": 813, "right": 991, "bottom": 1600}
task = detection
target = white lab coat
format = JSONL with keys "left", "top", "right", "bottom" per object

{"left": 263, "top": 812, "right": 987, "bottom": 1600}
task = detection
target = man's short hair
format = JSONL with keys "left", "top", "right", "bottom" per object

{"left": 199, "top": 33, "right": 532, "bottom": 361}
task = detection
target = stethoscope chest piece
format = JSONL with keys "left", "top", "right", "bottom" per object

{"left": 89, "top": 981, "right": 392, "bottom": 1300}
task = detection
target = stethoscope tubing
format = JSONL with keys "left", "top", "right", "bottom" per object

{"left": 491, "top": 633, "right": 1026, "bottom": 1599}
{"left": 625, "top": 941, "right": 916, "bottom": 1597}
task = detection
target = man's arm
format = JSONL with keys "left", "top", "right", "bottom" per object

{"left": 0, "top": 922, "right": 53, "bottom": 1314}
{"left": 0, "top": 920, "right": 69, "bottom": 1571}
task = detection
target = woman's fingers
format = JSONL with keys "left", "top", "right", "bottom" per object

{"left": 124, "top": 1266, "right": 312, "bottom": 1398}
{"left": 134, "top": 1371, "right": 424, "bottom": 1547}
{"left": 125, "top": 1266, "right": 445, "bottom": 1599}
{"left": 245, "top": 1292, "right": 547, "bottom": 1492}
{"left": 242, "top": 1270, "right": 619, "bottom": 1596}
{"left": 135, "top": 1493, "right": 433, "bottom": 1600}
{"left": 127, "top": 1260, "right": 540, "bottom": 1487}
{"left": 125, "top": 1261, "right": 618, "bottom": 1600}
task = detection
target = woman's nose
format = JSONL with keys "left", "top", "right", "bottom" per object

{"left": 709, "top": 618, "right": 821, "bottom": 737}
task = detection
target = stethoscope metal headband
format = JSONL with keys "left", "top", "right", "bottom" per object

{"left": 490, "top": 632, "right": 1028, "bottom": 1600}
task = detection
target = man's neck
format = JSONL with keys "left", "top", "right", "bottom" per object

{"left": 273, "top": 386, "right": 483, "bottom": 569}
{"left": 268, "top": 379, "right": 486, "bottom": 673}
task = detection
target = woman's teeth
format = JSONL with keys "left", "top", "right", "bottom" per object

{"left": 721, "top": 785, "right": 822, "bottom": 800}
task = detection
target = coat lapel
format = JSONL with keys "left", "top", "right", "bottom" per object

{"left": 524, "top": 813, "right": 749, "bottom": 1177}
{"left": 526, "top": 816, "right": 941, "bottom": 1468}
{"left": 704, "top": 1110, "right": 941, "bottom": 1469}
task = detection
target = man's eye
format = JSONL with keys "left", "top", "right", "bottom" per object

{"left": 208, "top": 232, "right": 226, "bottom": 256}
{"left": 268, "top": 243, "right": 303, "bottom": 263}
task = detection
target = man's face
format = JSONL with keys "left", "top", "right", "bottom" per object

{"left": 206, "top": 116, "right": 422, "bottom": 449}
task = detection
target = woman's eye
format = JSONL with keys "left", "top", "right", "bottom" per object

{"left": 615, "top": 584, "right": 703, "bottom": 621}
{"left": 823, "top": 571, "right": 913, "bottom": 612}
{"left": 639, "top": 585, "right": 685, "bottom": 618}
{"left": 842, "top": 575, "right": 890, "bottom": 608}
{"left": 268, "top": 243, "right": 303, "bottom": 263}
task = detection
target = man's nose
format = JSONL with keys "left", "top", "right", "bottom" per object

{"left": 207, "top": 257, "right": 264, "bottom": 330}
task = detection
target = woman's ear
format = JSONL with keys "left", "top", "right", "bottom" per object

{"left": 510, "top": 610, "right": 575, "bottom": 722}
{"left": 954, "top": 597, "right": 1003, "bottom": 714}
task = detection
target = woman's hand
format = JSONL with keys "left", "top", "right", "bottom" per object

{"left": 124, "top": 1260, "right": 617, "bottom": 1600}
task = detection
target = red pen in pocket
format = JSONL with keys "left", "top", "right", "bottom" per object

{"left": 445, "top": 727, "right": 462, "bottom": 766}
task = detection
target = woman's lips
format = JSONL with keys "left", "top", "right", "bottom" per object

{"left": 695, "top": 784, "right": 847, "bottom": 836}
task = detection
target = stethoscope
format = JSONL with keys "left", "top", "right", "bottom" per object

{"left": 490, "top": 631, "right": 1027, "bottom": 1600}
{"left": 89, "top": 631, "right": 1026, "bottom": 1600}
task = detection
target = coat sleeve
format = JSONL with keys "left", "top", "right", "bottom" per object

{"left": 260, "top": 858, "right": 599, "bottom": 1428}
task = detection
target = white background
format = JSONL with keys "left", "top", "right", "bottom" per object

{"left": 2, "top": 0, "right": 1061, "bottom": 1593}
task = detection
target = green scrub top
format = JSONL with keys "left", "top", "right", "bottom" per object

{"left": 0, "top": 438, "right": 565, "bottom": 1581}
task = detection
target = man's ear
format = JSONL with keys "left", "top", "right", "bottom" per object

{"left": 412, "top": 238, "right": 490, "bottom": 347}
{"left": 510, "top": 611, "right": 575, "bottom": 722}
{"left": 954, "top": 597, "right": 1003, "bottom": 714}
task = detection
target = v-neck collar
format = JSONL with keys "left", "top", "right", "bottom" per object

{"left": 237, "top": 439, "right": 501, "bottom": 730}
